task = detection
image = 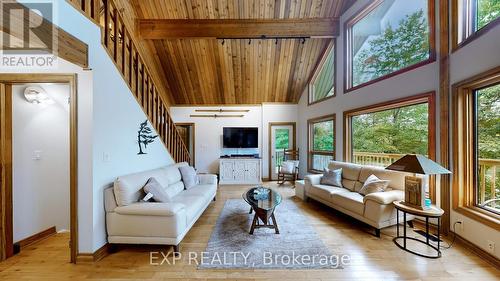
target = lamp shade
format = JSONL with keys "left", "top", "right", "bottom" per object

{"left": 385, "top": 154, "right": 451, "bottom": 175}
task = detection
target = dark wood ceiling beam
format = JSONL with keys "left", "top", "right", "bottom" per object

{"left": 138, "top": 18, "right": 340, "bottom": 39}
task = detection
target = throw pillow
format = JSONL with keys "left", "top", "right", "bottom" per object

{"left": 143, "top": 177, "right": 172, "bottom": 202}
{"left": 359, "top": 174, "right": 390, "bottom": 196}
{"left": 280, "top": 161, "right": 296, "bottom": 174}
{"left": 320, "top": 168, "right": 343, "bottom": 187}
{"left": 179, "top": 166, "right": 199, "bottom": 189}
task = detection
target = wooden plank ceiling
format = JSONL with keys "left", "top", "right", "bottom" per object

{"left": 133, "top": 0, "right": 350, "bottom": 105}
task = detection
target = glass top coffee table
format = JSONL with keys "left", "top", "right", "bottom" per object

{"left": 243, "top": 187, "right": 282, "bottom": 235}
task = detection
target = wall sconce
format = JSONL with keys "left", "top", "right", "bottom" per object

{"left": 24, "top": 86, "right": 54, "bottom": 105}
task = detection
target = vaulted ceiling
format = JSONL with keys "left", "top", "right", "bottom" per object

{"left": 129, "top": 0, "right": 354, "bottom": 105}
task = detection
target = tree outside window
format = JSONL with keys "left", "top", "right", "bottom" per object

{"left": 475, "top": 84, "right": 500, "bottom": 213}
{"left": 349, "top": 0, "right": 431, "bottom": 88}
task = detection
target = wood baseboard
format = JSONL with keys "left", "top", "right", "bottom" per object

{"left": 412, "top": 219, "right": 499, "bottom": 267}
{"left": 15, "top": 226, "right": 56, "bottom": 251}
{"left": 76, "top": 243, "right": 111, "bottom": 263}
{"left": 454, "top": 234, "right": 500, "bottom": 268}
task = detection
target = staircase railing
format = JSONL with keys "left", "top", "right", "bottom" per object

{"left": 67, "top": 0, "right": 190, "bottom": 163}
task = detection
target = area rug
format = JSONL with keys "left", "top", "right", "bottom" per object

{"left": 198, "top": 199, "right": 343, "bottom": 269}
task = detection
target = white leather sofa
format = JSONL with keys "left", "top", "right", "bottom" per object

{"left": 304, "top": 161, "right": 414, "bottom": 237}
{"left": 104, "top": 162, "right": 217, "bottom": 251}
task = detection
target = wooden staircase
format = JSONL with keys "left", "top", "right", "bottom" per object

{"left": 67, "top": 0, "right": 190, "bottom": 163}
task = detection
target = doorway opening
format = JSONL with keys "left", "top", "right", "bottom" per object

{"left": 268, "top": 122, "right": 296, "bottom": 181}
{"left": 0, "top": 74, "right": 78, "bottom": 263}
{"left": 175, "top": 123, "right": 195, "bottom": 167}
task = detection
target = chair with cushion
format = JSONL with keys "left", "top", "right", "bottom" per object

{"left": 277, "top": 149, "right": 300, "bottom": 186}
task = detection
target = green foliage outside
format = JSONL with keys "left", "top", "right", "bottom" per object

{"left": 477, "top": 84, "right": 500, "bottom": 207}
{"left": 274, "top": 129, "right": 290, "bottom": 150}
{"left": 477, "top": 0, "right": 500, "bottom": 30}
{"left": 353, "top": 10, "right": 429, "bottom": 86}
{"left": 352, "top": 103, "right": 429, "bottom": 156}
{"left": 312, "top": 47, "right": 335, "bottom": 102}
{"left": 313, "top": 121, "right": 334, "bottom": 151}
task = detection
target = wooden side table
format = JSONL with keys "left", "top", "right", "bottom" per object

{"left": 393, "top": 201, "right": 444, "bottom": 259}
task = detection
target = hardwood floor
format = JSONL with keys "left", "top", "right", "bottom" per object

{"left": 0, "top": 182, "right": 499, "bottom": 280}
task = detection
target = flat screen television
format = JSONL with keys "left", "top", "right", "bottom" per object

{"left": 223, "top": 127, "right": 258, "bottom": 148}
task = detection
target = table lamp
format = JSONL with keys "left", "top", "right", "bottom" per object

{"left": 386, "top": 154, "right": 451, "bottom": 210}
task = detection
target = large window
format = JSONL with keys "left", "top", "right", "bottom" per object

{"left": 452, "top": 67, "right": 500, "bottom": 230}
{"left": 309, "top": 42, "right": 335, "bottom": 104}
{"left": 308, "top": 114, "right": 335, "bottom": 172}
{"left": 345, "top": 0, "right": 435, "bottom": 90}
{"left": 344, "top": 93, "right": 436, "bottom": 197}
{"left": 475, "top": 84, "right": 500, "bottom": 214}
{"left": 454, "top": 0, "right": 500, "bottom": 47}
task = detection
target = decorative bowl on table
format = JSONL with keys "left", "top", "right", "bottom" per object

{"left": 253, "top": 187, "right": 270, "bottom": 200}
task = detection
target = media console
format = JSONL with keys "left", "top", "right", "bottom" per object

{"left": 219, "top": 157, "right": 262, "bottom": 185}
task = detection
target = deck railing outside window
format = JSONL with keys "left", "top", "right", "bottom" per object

{"left": 353, "top": 152, "right": 499, "bottom": 211}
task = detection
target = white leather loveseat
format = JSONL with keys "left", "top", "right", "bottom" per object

{"left": 104, "top": 162, "right": 217, "bottom": 251}
{"left": 304, "top": 161, "right": 414, "bottom": 237}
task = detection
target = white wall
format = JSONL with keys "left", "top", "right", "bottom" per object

{"left": 297, "top": 0, "right": 439, "bottom": 179}
{"left": 170, "top": 106, "right": 262, "bottom": 174}
{"left": 170, "top": 104, "right": 298, "bottom": 178}
{"left": 54, "top": 0, "right": 174, "bottom": 251}
{"left": 449, "top": 23, "right": 500, "bottom": 259}
{"left": 7, "top": 0, "right": 174, "bottom": 253}
{"left": 296, "top": 0, "right": 500, "bottom": 258}
{"left": 12, "top": 83, "right": 70, "bottom": 242}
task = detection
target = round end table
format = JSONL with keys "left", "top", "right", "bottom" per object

{"left": 393, "top": 200, "right": 444, "bottom": 259}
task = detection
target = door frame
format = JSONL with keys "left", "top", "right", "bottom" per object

{"left": 268, "top": 122, "right": 296, "bottom": 181}
{"left": 175, "top": 122, "right": 195, "bottom": 167}
{"left": 0, "top": 74, "right": 78, "bottom": 263}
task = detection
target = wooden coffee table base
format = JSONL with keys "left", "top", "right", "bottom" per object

{"left": 249, "top": 207, "right": 280, "bottom": 235}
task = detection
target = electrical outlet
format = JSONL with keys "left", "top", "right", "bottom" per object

{"left": 487, "top": 240, "right": 495, "bottom": 253}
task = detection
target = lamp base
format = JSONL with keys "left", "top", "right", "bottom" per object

{"left": 403, "top": 175, "right": 426, "bottom": 209}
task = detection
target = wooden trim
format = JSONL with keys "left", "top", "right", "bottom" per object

{"left": 76, "top": 243, "right": 111, "bottom": 263}
{"left": 451, "top": 66, "right": 500, "bottom": 231}
{"left": 15, "top": 226, "right": 56, "bottom": 250}
{"left": 454, "top": 233, "right": 500, "bottom": 268}
{"left": 172, "top": 103, "right": 298, "bottom": 107}
{"left": 439, "top": 0, "right": 451, "bottom": 235}
{"left": 0, "top": 83, "right": 13, "bottom": 260}
{"left": 93, "top": 243, "right": 111, "bottom": 262}
{"left": 308, "top": 39, "right": 336, "bottom": 106}
{"left": 175, "top": 123, "right": 196, "bottom": 167}
{"left": 452, "top": 0, "right": 500, "bottom": 52}
{"left": 268, "top": 122, "right": 297, "bottom": 181}
{"left": 408, "top": 217, "right": 498, "bottom": 268}
{"left": 0, "top": 74, "right": 78, "bottom": 263}
{"left": 138, "top": 18, "right": 339, "bottom": 39}
{"left": 343, "top": 92, "right": 437, "bottom": 201}
{"left": 307, "top": 114, "right": 336, "bottom": 173}
{"left": 343, "top": 0, "right": 436, "bottom": 93}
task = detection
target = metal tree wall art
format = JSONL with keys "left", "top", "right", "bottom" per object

{"left": 137, "top": 120, "right": 158, "bottom": 155}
